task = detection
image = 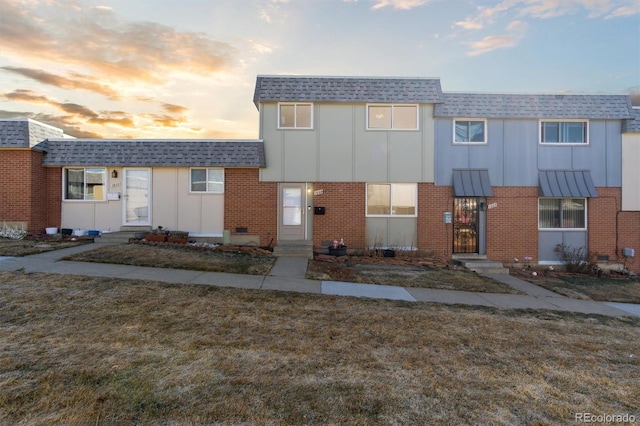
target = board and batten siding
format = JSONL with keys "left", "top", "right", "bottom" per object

{"left": 622, "top": 131, "right": 640, "bottom": 211}
{"left": 258, "top": 103, "right": 436, "bottom": 183}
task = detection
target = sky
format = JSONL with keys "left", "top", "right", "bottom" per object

{"left": 1, "top": 0, "right": 639, "bottom": 139}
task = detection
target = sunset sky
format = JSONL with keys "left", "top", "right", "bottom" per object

{"left": 1, "top": 0, "right": 639, "bottom": 139}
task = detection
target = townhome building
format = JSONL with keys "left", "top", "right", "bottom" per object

{"left": 1, "top": 75, "right": 638, "bottom": 272}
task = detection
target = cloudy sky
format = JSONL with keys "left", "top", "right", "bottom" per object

{"left": 1, "top": 0, "right": 638, "bottom": 139}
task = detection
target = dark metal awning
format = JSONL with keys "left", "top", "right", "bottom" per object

{"left": 538, "top": 170, "right": 598, "bottom": 198}
{"left": 452, "top": 169, "right": 493, "bottom": 197}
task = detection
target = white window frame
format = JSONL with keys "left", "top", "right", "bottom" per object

{"left": 277, "top": 103, "right": 313, "bottom": 129}
{"left": 538, "top": 198, "right": 587, "bottom": 230}
{"left": 366, "top": 183, "right": 418, "bottom": 217}
{"left": 366, "top": 104, "right": 419, "bottom": 130}
{"left": 63, "top": 167, "right": 106, "bottom": 201}
{"left": 190, "top": 168, "right": 224, "bottom": 194}
{"left": 539, "top": 119, "right": 589, "bottom": 145}
{"left": 453, "top": 119, "right": 487, "bottom": 144}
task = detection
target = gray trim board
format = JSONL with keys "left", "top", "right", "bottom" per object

{"left": 538, "top": 170, "right": 598, "bottom": 197}
{"left": 453, "top": 169, "right": 493, "bottom": 197}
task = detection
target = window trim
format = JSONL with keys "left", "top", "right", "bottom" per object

{"left": 63, "top": 167, "right": 107, "bottom": 201}
{"left": 277, "top": 102, "right": 313, "bottom": 129}
{"left": 189, "top": 167, "right": 225, "bottom": 194}
{"left": 538, "top": 197, "right": 587, "bottom": 230}
{"left": 366, "top": 183, "right": 418, "bottom": 218}
{"left": 366, "top": 104, "right": 419, "bottom": 131}
{"left": 453, "top": 118, "right": 488, "bottom": 144}
{"left": 539, "top": 119, "right": 589, "bottom": 145}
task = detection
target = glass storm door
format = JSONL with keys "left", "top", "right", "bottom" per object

{"left": 123, "top": 169, "right": 151, "bottom": 225}
{"left": 278, "top": 183, "right": 306, "bottom": 240}
{"left": 453, "top": 197, "right": 478, "bottom": 254}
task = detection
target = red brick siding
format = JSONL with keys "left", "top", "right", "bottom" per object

{"left": 485, "top": 187, "right": 539, "bottom": 264}
{"left": 417, "top": 184, "right": 454, "bottom": 258}
{"left": 224, "top": 168, "right": 277, "bottom": 247}
{"left": 311, "top": 182, "right": 366, "bottom": 249}
{"left": 0, "top": 150, "right": 58, "bottom": 232}
{"left": 45, "top": 168, "right": 62, "bottom": 229}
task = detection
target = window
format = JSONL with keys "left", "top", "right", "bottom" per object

{"left": 367, "top": 183, "right": 417, "bottom": 216}
{"left": 278, "top": 103, "right": 312, "bottom": 128}
{"left": 540, "top": 120, "right": 588, "bottom": 144}
{"left": 64, "top": 168, "right": 106, "bottom": 200}
{"left": 190, "top": 168, "right": 224, "bottom": 193}
{"left": 539, "top": 198, "right": 586, "bottom": 229}
{"left": 454, "top": 119, "right": 486, "bottom": 143}
{"left": 367, "top": 104, "right": 418, "bottom": 130}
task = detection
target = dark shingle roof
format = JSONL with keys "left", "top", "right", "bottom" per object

{"left": 36, "top": 139, "right": 265, "bottom": 167}
{"left": 434, "top": 93, "right": 633, "bottom": 119}
{"left": 622, "top": 108, "right": 640, "bottom": 133}
{"left": 0, "top": 118, "right": 65, "bottom": 148}
{"left": 253, "top": 75, "right": 444, "bottom": 107}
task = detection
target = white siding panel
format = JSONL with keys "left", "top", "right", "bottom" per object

{"left": 622, "top": 133, "right": 640, "bottom": 211}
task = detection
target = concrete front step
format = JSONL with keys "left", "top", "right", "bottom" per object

{"left": 273, "top": 240, "right": 314, "bottom": 259}
{"left": 98, "top": 231, "right": 141, "bottom": 244}
{"left": 454, "top": 258, "right": 509, "bottom": 274}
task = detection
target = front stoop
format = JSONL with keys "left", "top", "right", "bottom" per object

{"left": 98, "top": 231, "right": 145, "bottom": 244}
{"left": 453, "top": 255, "right": 509, "bottom": 274}
{"left": 273, "top": 240, "right": 314, "bottom": 259}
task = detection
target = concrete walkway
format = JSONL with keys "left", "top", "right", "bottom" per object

{"left": 1, "top": 241, "right": 639, "bottom": 318}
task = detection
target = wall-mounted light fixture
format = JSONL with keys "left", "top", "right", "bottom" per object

{"left": 111, "top": 170, "right": 118, "bottom": 178}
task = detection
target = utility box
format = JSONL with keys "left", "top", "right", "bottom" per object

{"left": 443, "top": 212, "right": 452, "bottom": 224}
{"left": 623, "top": 247, "right": 635, "bottom": 257}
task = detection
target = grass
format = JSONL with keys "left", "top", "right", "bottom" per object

{"left": 61, "top": 243, "right": 276, "bottom": 275}
{"left": 0, "top": 237, "right": 88, "bottom": 257}
{"left": 1, "top": 271, "right": 638, "bottom": 425}
{"left": 515, "top": 270, "right": 640, "bottom": 304}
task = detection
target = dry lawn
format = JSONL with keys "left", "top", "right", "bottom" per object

{"left": 1, "top": 271, "right": 638, "bottom": 425}
{"left": 0, "top": 237, "right": 88, "bottom": 257}
{"left": 62, "top": 243, "right": 276, "bottom": 275}
{"left": 512, "top": 269, "right": 640, "bottom": 304}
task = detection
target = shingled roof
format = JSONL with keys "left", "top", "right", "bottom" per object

{"left": 253, "top": 75, "right": 444, "bottom": 107}
{"left": 434, "top": 93, "right": 633, "bottom": 119}
{"left": 622, "top": 108, "right": 640, "bottom": 133}
{"left": 0, "top": 118, "right": 65, "bottom": 148}
{"left": 36, "top": 139, "right": 266, "bottom": 167}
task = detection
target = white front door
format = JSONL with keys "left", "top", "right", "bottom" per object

{"left": 278, "top": 183, "right": 306, "bottom": 240}
{"left": 123, "top": 168, "right": 151, "bottom": 226}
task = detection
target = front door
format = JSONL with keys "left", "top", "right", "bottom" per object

{"left": 123, "top": 169, "right": 151, "bottom": 226}
{"left": 453, "top": 197, "right": 478, "bottom": 254}
{"left": 278, "top": 183, "right": 306, "bottom": 240}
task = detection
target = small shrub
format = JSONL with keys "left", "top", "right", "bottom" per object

{"left": 0, "top": 225, "right": 27, "bottom": 240}
{"left": 553, "top": 243, "right": 593, "bottom": 273}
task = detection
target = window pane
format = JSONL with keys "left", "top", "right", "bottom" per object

{"left": 563, "top": 122, "right": 585, "bottom": 143}
{"left": 539, "top": 199, "right": 560, "bottom": 228}
{"left": 368, "top": 106, "right": 392, "bottom": 129}
{"left": 283, "top": 188, "right": 302, "bottom": 225}
{"left": 542, "top": 122, "right": 559, "bottom": 143}
{"left": 562, "top": 198, "right": 585, "bottom": 228}
{"left": 85, "top": 168, "right": 105, "bottom": 200}
{"left": 455, "top": 121, "right": 469, "bottom": 142}
{"left": 191, "top": 169, "right": 206, "bottom": 192}
{"left": 280, "top": 104, "right": 295, "bottom": 127}
{"left": 296, "top": 104, "right": 312, "bottom": 128}
{"left": 367, "top": 184, "right": 390, "bottom": 215}
{"left": 391, "top": 183, "right": 416, "bottom": 215}
{"left": 469, "top": 121, "right": 485, "bottom": 142}
{"left": 65, "top": 168, "right": 84, "bottom": 200}
{"left": 207, "top": 169, "right": 224, "bottom": 193}
{"left": 394, "top": 106, "right": 417, "bottom": 129}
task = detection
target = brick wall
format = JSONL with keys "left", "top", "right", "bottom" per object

{"left": 486, "top": 187, "right": 539, "bottom": 264}
{"left": 45, "top": 167, "right": 62, "bottom": 230}
{"left": 224, "top": 168, "right": 277, "bottom": 247}
{"left": 417, "top": 184, "right": 454, "bottom": 258}
{"left": 311, "top": 182, "right": 366, "bottom": 249}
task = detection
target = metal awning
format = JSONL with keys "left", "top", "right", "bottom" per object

{"left": 538, "top": 170, "right": 598, "bottom": 198}
{"left": 452, "top": 169, "right": 493, "bottom": 197}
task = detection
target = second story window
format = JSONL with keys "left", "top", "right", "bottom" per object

{"left": 540, "top": 120, "right": 588, "bottom": 144}
{"left": 278, "top": 103, "right": 312, "bottom": 129}
{"left": 367, "top": 104, "right": 418, "bottom": 130}
{"left": 454, "top": 119, "right": 486, "bottom": 143}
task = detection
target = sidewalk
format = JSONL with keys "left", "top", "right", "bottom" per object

{"left": 1, "top": 241, "right": 638, "bottom": 318}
